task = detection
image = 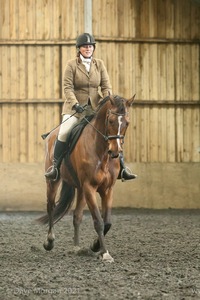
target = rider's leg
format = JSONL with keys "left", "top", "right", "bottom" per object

{"left": 118, "top": 152, "right": 137, "bottom": 181}
{"left": 45, "top": 115, "right": 78, "bottom": 181}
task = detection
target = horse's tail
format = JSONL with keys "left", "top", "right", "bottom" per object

{"left": 37, "top": 180, "right": 75, "bottom": 225}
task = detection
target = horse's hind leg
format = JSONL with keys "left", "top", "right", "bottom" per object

{"left": 73, "top": 189, "right": 86, "bottom": 249}
{"left": 90, "top": 222, "right": 111, "bottom": 253}
{"left": 43, "top": 180, "right": 60, "bottom": 251}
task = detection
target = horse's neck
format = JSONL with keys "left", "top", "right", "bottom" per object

{"left": 93, "top": 104, "right": 109, "bottom": 135}
{"left": 91, "top": 104, "right": 109, "bottom": 154}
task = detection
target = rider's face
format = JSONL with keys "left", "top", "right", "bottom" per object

{"left": 79, "top": 45, "right": 94, "bottom": 58}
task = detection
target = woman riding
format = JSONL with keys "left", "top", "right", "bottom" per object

{"left": 45, "top": 33, "right": 137, "bottom": 181}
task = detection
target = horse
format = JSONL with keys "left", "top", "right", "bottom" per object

{"left": 38, "top": 94, "right": 135, "bottom": 262}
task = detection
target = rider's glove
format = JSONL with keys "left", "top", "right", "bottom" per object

{"left": 72, "top": 103, "right": 84, "bottom": 113}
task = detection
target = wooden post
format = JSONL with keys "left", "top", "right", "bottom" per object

{"left": 84, "top": 0, "right": 92, "bottom": 34}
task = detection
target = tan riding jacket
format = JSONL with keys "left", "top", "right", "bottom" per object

{"left": 62, "top": 57, "right": 112, "bottom": 116}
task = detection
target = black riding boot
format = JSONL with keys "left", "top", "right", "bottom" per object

{"left": 118, "top": 153, "right": 137, "bottom": 181}
{"left": 45, "top": 139, "right": 66, "bottom": 181}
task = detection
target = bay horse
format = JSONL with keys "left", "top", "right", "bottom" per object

{"left": 38, "top": 94, "right": 135, "bottom": 262}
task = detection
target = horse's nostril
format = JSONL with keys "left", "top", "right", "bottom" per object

{"left": 111, "top": 153, "right": 119, "bottom": 159}
{"left": 108, "top": 150, "right": 119, "bottom": 159}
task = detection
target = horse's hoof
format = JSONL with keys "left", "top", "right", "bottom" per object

{"left": 43, "top": 240, "right": 54, "bottom": 251}
{"left": 90, "top": 239, "right": 100, "bottom": 252}
{"left": 90, "top": 245, "right": 100, "bottom": 253}
{"left": 73, "top": 246, "right": 81, "bottom": 253}
{"left": 101, "top": 251, "right": 114, "bottom": 263}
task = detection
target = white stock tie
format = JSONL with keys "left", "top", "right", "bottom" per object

{"left": 80, "top": 54, "right": 91, "bottom": 72}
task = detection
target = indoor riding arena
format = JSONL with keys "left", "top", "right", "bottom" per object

{"left": 0, "top": 1, "right": 200, "bottom": 299}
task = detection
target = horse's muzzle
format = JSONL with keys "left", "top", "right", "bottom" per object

{"left": 108, "top": 150, "right": 119, "bottom": 159}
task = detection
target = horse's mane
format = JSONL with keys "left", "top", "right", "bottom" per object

{"left": 96, "top": 95, "right": 126, "bottom": 114}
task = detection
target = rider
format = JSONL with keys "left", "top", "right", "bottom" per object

{"left": 45, "top": 33, "right": 137, "bottom": 181}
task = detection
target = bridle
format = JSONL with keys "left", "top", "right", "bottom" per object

{"left": 83, "top": 108, "right": 126, "bottom": 142}
{"left": 105, "top": 109, "right": 126, "bottom": 142}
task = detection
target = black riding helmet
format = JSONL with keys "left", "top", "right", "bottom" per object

{"left": 76, "top": 33, "right": 96, "bottom": 49}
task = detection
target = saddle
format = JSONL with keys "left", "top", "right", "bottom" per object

{"left": 63, "top": 114, "right": 94, "bottom": 187}
{"left": 66, "top": 114, "right": 94, "bottom": 155}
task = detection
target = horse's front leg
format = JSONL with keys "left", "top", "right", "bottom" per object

{"left": 43, "top": 180, "right": 60, "bottom": 251}
{"left": 90, "top": 188, "right": 113, "bottom": 253}
{"left": 84, "top": 183, "right": 114, "bottom": 262}
{"left": 73, "top": 189, "right": 86, "bottom": 250}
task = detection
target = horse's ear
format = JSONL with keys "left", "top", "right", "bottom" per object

{"left": 87, "top": 97, "right": 92, "bottom": 106}
{"left": 108, "top": 92, "right": 115, "bottom": 105}
{"left": 127, "top": 94, "right": 136, "bottom": 107}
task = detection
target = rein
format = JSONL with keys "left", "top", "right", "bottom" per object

{"left": 83, "top": 109, "right": 126, "bottom": 142}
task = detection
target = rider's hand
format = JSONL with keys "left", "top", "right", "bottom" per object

{"left": 72, "top": 103, "right": 84, "bottom": 113}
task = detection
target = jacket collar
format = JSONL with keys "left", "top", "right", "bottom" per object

{"left": 76, "top": 57, "right": 96, "bottom": 77}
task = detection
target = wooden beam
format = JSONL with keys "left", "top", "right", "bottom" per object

{"left": 0, "top": 37, "right": 200, "bottom": 45}
{"left": 0, "top": 99, "right": 199, "bottom": 105}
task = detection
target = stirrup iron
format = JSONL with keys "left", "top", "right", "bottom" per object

{"left": 120, "top": 167, "right": 137, "bottom": 182}
{"left": 45, "top": 165, "right": 59, "bottom": 182}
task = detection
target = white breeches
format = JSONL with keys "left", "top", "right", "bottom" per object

{"left": 58, "top": 114, "right": 79, "bottom": 142}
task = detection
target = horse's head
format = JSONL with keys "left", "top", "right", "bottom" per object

{"left": 104, "top": 94, "right": 135, "bottom": 158}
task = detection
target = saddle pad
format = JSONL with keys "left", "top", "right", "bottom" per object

{"left": 66, "top": 114, "right": 94, "bottom": 155}
{"left": 63, "top": 114, "right": 94, "bottom": 188}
